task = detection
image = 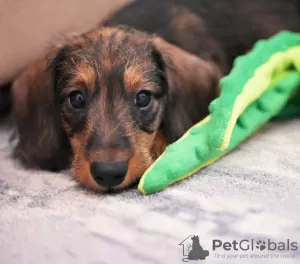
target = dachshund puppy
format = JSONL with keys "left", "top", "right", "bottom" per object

{"left": 10, "top": 0, "right": 300, "bottom": 192}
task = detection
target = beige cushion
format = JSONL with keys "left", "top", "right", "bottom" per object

{"left": 0, "top": 0, "right": 130, "bottom": 84}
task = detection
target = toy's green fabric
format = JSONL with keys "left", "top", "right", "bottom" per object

{"left": 138, "top": 31, "right": 300, "bottom": 195}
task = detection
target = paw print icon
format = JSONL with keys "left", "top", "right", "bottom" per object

{"left": 256, "top": 240, "right": 266, "bottom": 250}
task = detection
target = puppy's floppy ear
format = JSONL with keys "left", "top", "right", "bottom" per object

{"left": 11, "top": 54, "right": 72, "bottom": 171}
{"left": 151, "top": 37, "right": 222, "bottom": 142}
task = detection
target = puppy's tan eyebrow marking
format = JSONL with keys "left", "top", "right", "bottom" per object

{"left": 123, "top": 63, "right": 161, "bottom": 94}
{"left": 67, "top": 63, "right": 96, "bottom": 92}
{"left": 123, "top": 65, "right": 149, "bottom": 92}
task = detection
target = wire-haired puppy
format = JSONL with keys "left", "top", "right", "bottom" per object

{"left": 10, "top": 0, "right": 300, "bottom": 192}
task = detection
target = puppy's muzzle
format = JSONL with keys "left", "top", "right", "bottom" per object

{"left": 90, "top": 160, "right": 128, "bottom": 187}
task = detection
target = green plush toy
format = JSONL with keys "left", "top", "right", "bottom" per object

{"left": 138, "top": 31, "right": 300, "bottom": 195}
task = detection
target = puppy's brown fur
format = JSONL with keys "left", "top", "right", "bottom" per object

{"left": 11, "top": 0, "right": 300, "bottom": 191}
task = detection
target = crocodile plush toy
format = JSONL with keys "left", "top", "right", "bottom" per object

{"left": 138, "top": 31, "right": 300, "bottom": 195}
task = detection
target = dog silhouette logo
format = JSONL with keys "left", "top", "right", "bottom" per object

{"left": 179, "top": 235, "right": 210, "bottom": 262}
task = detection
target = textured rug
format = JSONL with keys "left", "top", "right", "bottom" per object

{"left": 0, "top": 118, "right": 299, "bottom": 264}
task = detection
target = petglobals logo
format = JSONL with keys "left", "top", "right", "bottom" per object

{"left": 178, "top": 236, "right": 298, "bottom": 262}
{"left": 212, "top": 239, "right": 298, "bottom": 260}
{"left": 179, "top": 235, "right": 210, "bottom": 262}
{"left": 212, "top": 239, "right": 298, "bottom": 251}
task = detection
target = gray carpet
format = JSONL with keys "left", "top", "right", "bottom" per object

{"left": 0, "top": 118, "right": 299, "bottom": 264}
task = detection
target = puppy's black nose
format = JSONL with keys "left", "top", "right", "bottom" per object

{"left": 90, "top": 161, "right": 128, "bottom": 187}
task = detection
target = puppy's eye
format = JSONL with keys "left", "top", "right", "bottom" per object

{"left": 68, "top": 90, "right": 86, "bottom": 109}
{"left": 135, "top": 90, "right": 152, "bottom": 108}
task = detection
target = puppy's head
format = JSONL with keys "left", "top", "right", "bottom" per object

{"left": 12, "top": 27, "right": 220, "bottom": 192}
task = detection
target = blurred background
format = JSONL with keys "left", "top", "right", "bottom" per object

{"left": 0, "top": 0, "right": 131, "bottom": 85}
